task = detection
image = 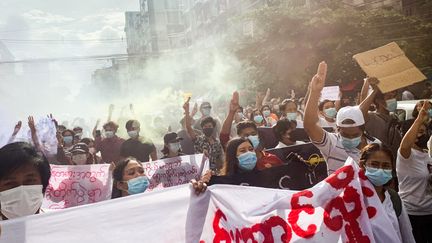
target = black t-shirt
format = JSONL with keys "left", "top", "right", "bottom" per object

{"left": 120, "top": 138, "right": 155, "bottom": 162}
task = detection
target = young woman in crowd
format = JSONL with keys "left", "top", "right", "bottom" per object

{"left": 272, "top": 119, "right": 304, "bottom": 148}
{"left": 359, "top": 143, "right": 415, "bottom": 243}
{"left": 111, "top": 157, "right": 149, "bottom": 199}
{"left": 80, "top": 137, "right": 102, "bottom": 163}
{"left": 250, "top": 108, "right": 267, "bottom": 127}
{"left": 397, "top": 101, "right": 432, "bottom": 243}
{"left": 279, "top": 99, "right": 303, "bottom": 127}
{"left": 161, "top": 132, "right": 184, "bottom": 159}
{"left": 260, "top": 105, "right": 277, "bottom": 127}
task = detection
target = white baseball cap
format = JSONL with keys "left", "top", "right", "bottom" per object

{"left": 336, "top": 106, "right": 365, "bottom": 128}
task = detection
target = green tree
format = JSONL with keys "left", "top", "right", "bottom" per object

{"left": 228, "top": 3, "right": 432, "bottom": 98}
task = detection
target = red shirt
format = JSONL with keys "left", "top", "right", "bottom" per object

{"left": 256, "top": 151, "right": 283, "bottom": 170}
{"left": 95, "top": 136, "right": 125, "bottom": 163}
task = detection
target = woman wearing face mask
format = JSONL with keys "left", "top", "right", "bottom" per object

{"left": 280, "top": 99, "right": 304, "bottom": 127}
{"left": 70, "top": 143, "right": 94, "bottom": 165}
{"left": 161, "top": 132, "right": 184, "bottom": 159}
{"left": 273, "top": 119, "right": 305, "bottom": 148}
{"left": 111, "top": 157, "right": 150, "bottom": 199}
{"left": 359, "top": 143, "right": 416, "bottom": 243}
{"left": 260, "top": 105, "right": 277, "bottom": 127}
{"left": 250, "top": 109, "right": 267, "bottom": 127}
{"left": 0, "top": 142, "right": 51, "bottom": 220}
{"left": 318, "top": 99, "right": 337, "bottom": 131}
{"left": 56, "top": 129, "right": 76, "bottom": 165}
{"left": 397, "top": 101, "right": 432, "bottom": 243}
{"left": 80, "top": 138, "right": 102, "bottom": 163}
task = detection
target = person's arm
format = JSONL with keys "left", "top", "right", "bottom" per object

{"left": 304, "top": 62, "right": 327, "bottom": 143}
{"left": 359, "top": 77, "right": 379, "bottom": 122}
{"left": 359, "top": 78, "right": 370, "bottom": 104}
{"left": 129, "top": 104, "right": 136, "bottom": 119}
{"left": 262, "top": 88, "right": 271, "bottom": 106}
{"left": 190, "top": 102, "right": 198, "bottom": 118}
{"left": 221, "top": 91, "right": 239, "bottom": 138}
{"left": 7, "top": 121, "right": 22, "bottom": 144}
{"left": 183, "top": 97, "right": 197, "bottom": 140}
{"left": 256, "top": 92, "right": 264, "bottom": 110}
{"left": 92, "top": 119, "right": 100, "bottom": 139}
{"left": 400, "top": 101, "right": 430, "bottom": 159}
{"left": 107, "top": 104, "right": 114, "bottom": 122}
{"left": 28, "top": 116, "right": 41, "bottom": 150}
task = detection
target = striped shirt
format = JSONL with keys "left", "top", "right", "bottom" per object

{"left": 312, "top": 131, "right": 381, "bottom": 175}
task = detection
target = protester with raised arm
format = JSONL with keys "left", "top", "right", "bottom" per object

{"left": 304, "top": 61, "right": 380, "bottom": 175}
{"left": 397, "top": 100, "right": 432, "bottom": 243}
{"left": 184, "top": 97, "right": 224, "bottom": 172}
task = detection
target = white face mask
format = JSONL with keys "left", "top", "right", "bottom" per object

{"left": 72, "top": 154, "right": 88, "bottom": 165}
{"left": 168, "top": 142, "right": 181, "bottom": 153}
{"left": 0, "top": 185, "right": 43, "bottom": 220}
{"left": 128, "top": 130, "right": 139, "bottom": 139}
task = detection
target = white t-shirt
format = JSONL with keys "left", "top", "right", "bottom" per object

{"left": 312, "top": 131, "right": 381, "bottom": 174}
{"left": 396, "top": 148, "right": 432, "bottom": 215}
{"left": 274, "top": 141, "right": 305, "bottom": 149}
{"left": 382, "top": 190, "right": 416, "bottom": 243}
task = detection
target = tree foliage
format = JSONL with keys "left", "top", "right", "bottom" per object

{"left": 228, "top": 3, "right": 432, "bottom": 97}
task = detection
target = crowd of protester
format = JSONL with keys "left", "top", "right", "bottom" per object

{"left": 1, "top": 61, "right": 432, "bottom": 242}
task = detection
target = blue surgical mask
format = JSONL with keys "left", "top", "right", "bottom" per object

{"left": 286, "top": 112, "right": 297, "bottom": 121}
{"left": 341, "top": 135, "right": 361, "bottom": 149}
{"left": 365, "top": 167, "right": 392, "bottom": 186}
{"left": 254, "top": 115, "right": 264, "bottom": 124}
{"left": 237, "top": 151, "right": 257, "bottom": 171}
{"left": 248, "top": 135, "right": 260, "bottom": 149}
{"left": 324, "top": 108, "right": 337, "bottom": 119}
{"left": 263, "top": 110, "right": 271, "bottom": 117}
{"left": 63, "top": 136, "right": 73, "bottom": 144}
{"left": 385, "top": 98, "right": 397, "bottom": 112}
{"left": 127, "top": 176, "right": 149, "bottom": 195}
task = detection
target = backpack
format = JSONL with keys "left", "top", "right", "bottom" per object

{"left": 387, "top": 188, "right": 402, "bottom": 217}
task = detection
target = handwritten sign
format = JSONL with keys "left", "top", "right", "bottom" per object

{"left": 353, "top": 42, "right": 427, "bottom": 93}
{"left": 144, "top": 154, "right": 209, "bottom": 192}
{"left": 320, "top": 86, "right": 340, "bottom": 101}
{"left": 43, "top": 164, "right": 112, "bottom": 209}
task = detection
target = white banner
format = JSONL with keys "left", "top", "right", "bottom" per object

{"left": 144, "top": 154, "right": 208, "bottom": 192}
{"left": 43, "top": 154, "right": 208, "bottom": 209}
{"left": 43, "top": 164, "right": 112, "bottom": 209}
{"left": 1, "top": 158, "right": 400, "bottom": 243}
{"left": 320, "top": 86, "right": 340, "bottom": 101}
{"left": 187, "top": 158, "right": 400, "bottom": 242}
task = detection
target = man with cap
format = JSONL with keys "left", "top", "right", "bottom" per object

{"left": 304, "top": 62, "right": 380, "bottom": 175}
{"left": 70, "top": 142, "right": 93, "bottom": 165}
{"left": 192, "top": 101, "right": 222, "bottom": 137}
{"left": 120, "top": 120, "right": 157, "bottom": 162}
{"left": 161, "top": 132, "right": 185, "bottom": 159}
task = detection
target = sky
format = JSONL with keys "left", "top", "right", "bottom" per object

{"left": 0, "top": 0, "right": 139, "bottom": 59}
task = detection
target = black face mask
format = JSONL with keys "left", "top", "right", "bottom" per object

{"left": 415, "top": 134, "right": 429, "bottom": 149}
{"left": 203, "top": 127, "right": 214, "bottom": 137}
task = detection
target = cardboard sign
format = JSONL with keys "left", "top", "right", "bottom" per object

{"left": 353, "top": 42, "right": 426, "bottom": 93}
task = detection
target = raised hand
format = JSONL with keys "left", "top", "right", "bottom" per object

{"left": 183, "top": 97, "right": 191, "bottom": 113}
{"left": 418, "top": 100, "right": 431, "bottom": 121}
{"left": 229, "top": 91, "right": 240, "bottom": 112}
{"left": 366, "top": 77, "right": 380, "bottom": 91}
{"left": 310, "top": 61, "right": 327, "bottom": 93}
{"left": 12, "top": 121, "right": 22, "bottom": 136}
{"left": 28, "top": 116, "right": 36, "bottom": 132}
{"left": 191, "top": 102, "right": 198, "bottom": 116}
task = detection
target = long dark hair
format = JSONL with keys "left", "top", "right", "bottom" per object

{"left": 111, "top": 157, "right": 142, "bottom": 198}
{"left": 220, "top": 138, "right": 253, "bottom": 176}
{"left": 359, "top": 143, "right": 395, "bottom": 186}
